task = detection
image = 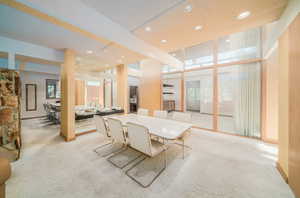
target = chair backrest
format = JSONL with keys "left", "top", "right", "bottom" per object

{"left": 94, "top": 115, "right": 108, "bottom": 137}
{"left": 153, "top": 110, "right": 168, "bottom": 119}
{"left": 106, "top": 118, "right": 126, "bottom": 143}
{"left": 137, "top": 108, "right": 149, "bottom": 116}
{"left": 127, "top": 122, "right": 152, "bottom": 156}
{"left": 172, "top": 112, "right": 191, "bottom": 122}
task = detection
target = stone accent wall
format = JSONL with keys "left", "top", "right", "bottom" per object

{"left": 0, "top": 69, "right": 21, "bottom": 161}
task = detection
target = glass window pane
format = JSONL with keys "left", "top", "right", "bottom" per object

{"left": 128, "top": 62, "right": 140, "bottom": 70}
{"left": 218, "top": 62, "right": 261, "bottom": 138}
{"left": 184, "top": 69, "right": 213, "bottom": 129}
{"left": 184, "top": 41, "right": 214, "bottom": 69}
{"left": 218, "top": 27, "right": 261, "bottom": 64}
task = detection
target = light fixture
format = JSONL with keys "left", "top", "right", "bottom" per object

{"left": 184, "top": 4, "right": 192, "bottom": 13}
{"left": 145, "top": 26, "right": 151, "bottom": 32}
{"left": 161, "top": 39, "right": 167, "bottom": 43}
{"left": 226, "top": 39, "right": 230, "bottom": 42}
{"left": 86, "top": 50, "right": 93, "bottom": 54}
{"left": 194, "top": 25, "right": 203, "bottom": 31}
{"left": 121, "top": 55, "right": 125, "bottom": 59}
{"left": 237, "top": 11, "right": 251, "bottom": 20}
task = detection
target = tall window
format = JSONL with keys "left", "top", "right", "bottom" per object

{"left": 218, "top": 28, "right": 261, "bottom": 64}
{"left": 184, "top": 41, "right": 214, "bottom": 69}
{"left": 162, "top": 27, "right": 262, "bottom": 138}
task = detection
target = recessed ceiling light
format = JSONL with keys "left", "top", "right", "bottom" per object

{"left": 121, "top": 55, "right": 125, "bottom": 59}
{"left": 226, "top": 39, "right": 230, "bottom": 42}
{"left": 237, "top": 11, "right": 251, "bottom": 20}
{"left": 161, "top": 39, "right": 167, "bottom": 43}
{"left": 184, "top": 4, "right": 193, "bottom": 13}
{"left": 194, "top": 25, "right": 203, "bottom": 31}
{"left": 145, "top": 26, "right": 151, "bottom": 32}
{"left": 86, "top": 50, "right": 93, "bottom": 54}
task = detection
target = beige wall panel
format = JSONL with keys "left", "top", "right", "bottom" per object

{"left": 288, "top": 14, "right": 300, "bottom": 198}
{"left": 116, "top": 64, "right": 128, "bottom": 113}
{"left": 264, "top": 47, "right": 279, "bottom": 142}
{"left": 278, "top": 28, "right": 289, "bottom": 178}
{"left": 139, "top": 59, "right": 162, "bottom": 116}
{"left": 75, "top": 80, "right": 86, "bottom": 106}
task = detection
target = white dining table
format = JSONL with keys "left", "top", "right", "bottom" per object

{"left": 105, "top": 114, "right": 193, "bottom": 140}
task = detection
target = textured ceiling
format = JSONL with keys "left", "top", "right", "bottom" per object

{"left": 133, "top": 0, "right": 288, "bottom": 52}
{"left": 0, "top": 0, "right": 289, "bottom": 72}
{"left": 81, "top": 0, "right": 185, "bottom": 30}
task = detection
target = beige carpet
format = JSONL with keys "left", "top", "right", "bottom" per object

{"left": 6, "top": 118, "right": 295, "bottom": 198}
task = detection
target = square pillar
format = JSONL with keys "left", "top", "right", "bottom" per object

{"left": 60, "top": 49, "right": 76, "bottom": 141}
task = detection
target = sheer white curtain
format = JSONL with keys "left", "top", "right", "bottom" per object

{"left": 233, "top": 63, "right": 261, "bottom": 137}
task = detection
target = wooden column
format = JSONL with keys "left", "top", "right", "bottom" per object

{"left": 288, "top": 14, "right": 300, "bottom": 198}
{"left": 75, "top": 80, "right": 86, "bottom": 105}
{"left": 212, "top": 40, "right": 219, "bottom": 131}
{"left": 139, "top": 59, "right": 162, "bottom": 116}
{"left": 180, "top": 73, "right": 185, "bottom": 112}
{"left": 278, "top": 28, "right": 290, "bottom": 181}
{"left": 116, "top": 64, "right": 128, "bottom": 113}
{"left": 60, "top": 49, "right": 76, "bottom": 141}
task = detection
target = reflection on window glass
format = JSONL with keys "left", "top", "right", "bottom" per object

{"left": 128, "top": 62, "right": 140, "bottom": 70}
{"left": 161, "top": 65, "right": 183, "bottom": 73}
{"left": 46, "top": 79, "right": 59, "bottom": 99}
{"left": 184, "top": 41, "right": 214, "bottom": 69}
{"left": 218, "top": 27, "right": 261, "bottom": 64}
{"left": 47, "top": 85, "right": 55, "bottom": 98}
{"left": 86, "top": 80, "right": 102, "bottom": 106}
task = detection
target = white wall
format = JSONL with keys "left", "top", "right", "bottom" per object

{"left": 20, "top": 71, "right": 60, "bottom": 119}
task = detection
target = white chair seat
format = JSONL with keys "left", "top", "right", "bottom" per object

{"left": 150, "top": 140, "right": 166, "bottom": 157}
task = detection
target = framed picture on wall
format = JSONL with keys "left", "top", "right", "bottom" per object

{"left": 46, "top": 79, "right": 59, "bottom": 99}
{"left": 26, "top": 84, "right": 37, "bottom": 111}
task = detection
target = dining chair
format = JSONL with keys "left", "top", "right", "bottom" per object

{"left": 172, "top": 111, "right": 191, "bottom": 122}
{"left": 125, "top": 122, "right": 167, "bottom": 188}
{"left": 93, "top": 115, "right": 113, "bottom": 156}
{"left": 137, "top": 108, "right": 149, "bottom": 116}
{"left": 106, "top": 118, "right": 141, "bottom": 168}
{"left": 172, "top": 112, "right": 192, "bottom": 159}
{"left": 153, "top": 110, "right": 168, "bottom": 119}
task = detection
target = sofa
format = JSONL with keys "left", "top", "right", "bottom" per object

{"left": 0, "top": 158, "right": 11, "bottom": 198}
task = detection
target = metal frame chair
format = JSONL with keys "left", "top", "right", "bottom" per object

{"left": 93, "top": 115, "right": 115, "bottom": 157}
{"left": 172, "top": 112, "right": 192, "bottom": 159}
{"left": 106, "top": 118, "right": 142, "bottom": 168}
{"left": 125, "top": 122, "right": 167, "bottom": 188}
{"left": 153, "top": 110, "right": 168, "bottom": 119}
{"left": 137, "top": 108, "right": 149, "bottom": 116}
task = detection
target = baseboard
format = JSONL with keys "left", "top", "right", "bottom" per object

{"left": 262, "top": 138, "right": 278, "bottom": 144}
{"left": 75, "top": 129, "right": 97, "bottom": 137}
{"left": 276, "top": 162, "right": 288, "bottom": 183}
{"left": 21, "top": 116, "right": 47, "bottom": 120}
